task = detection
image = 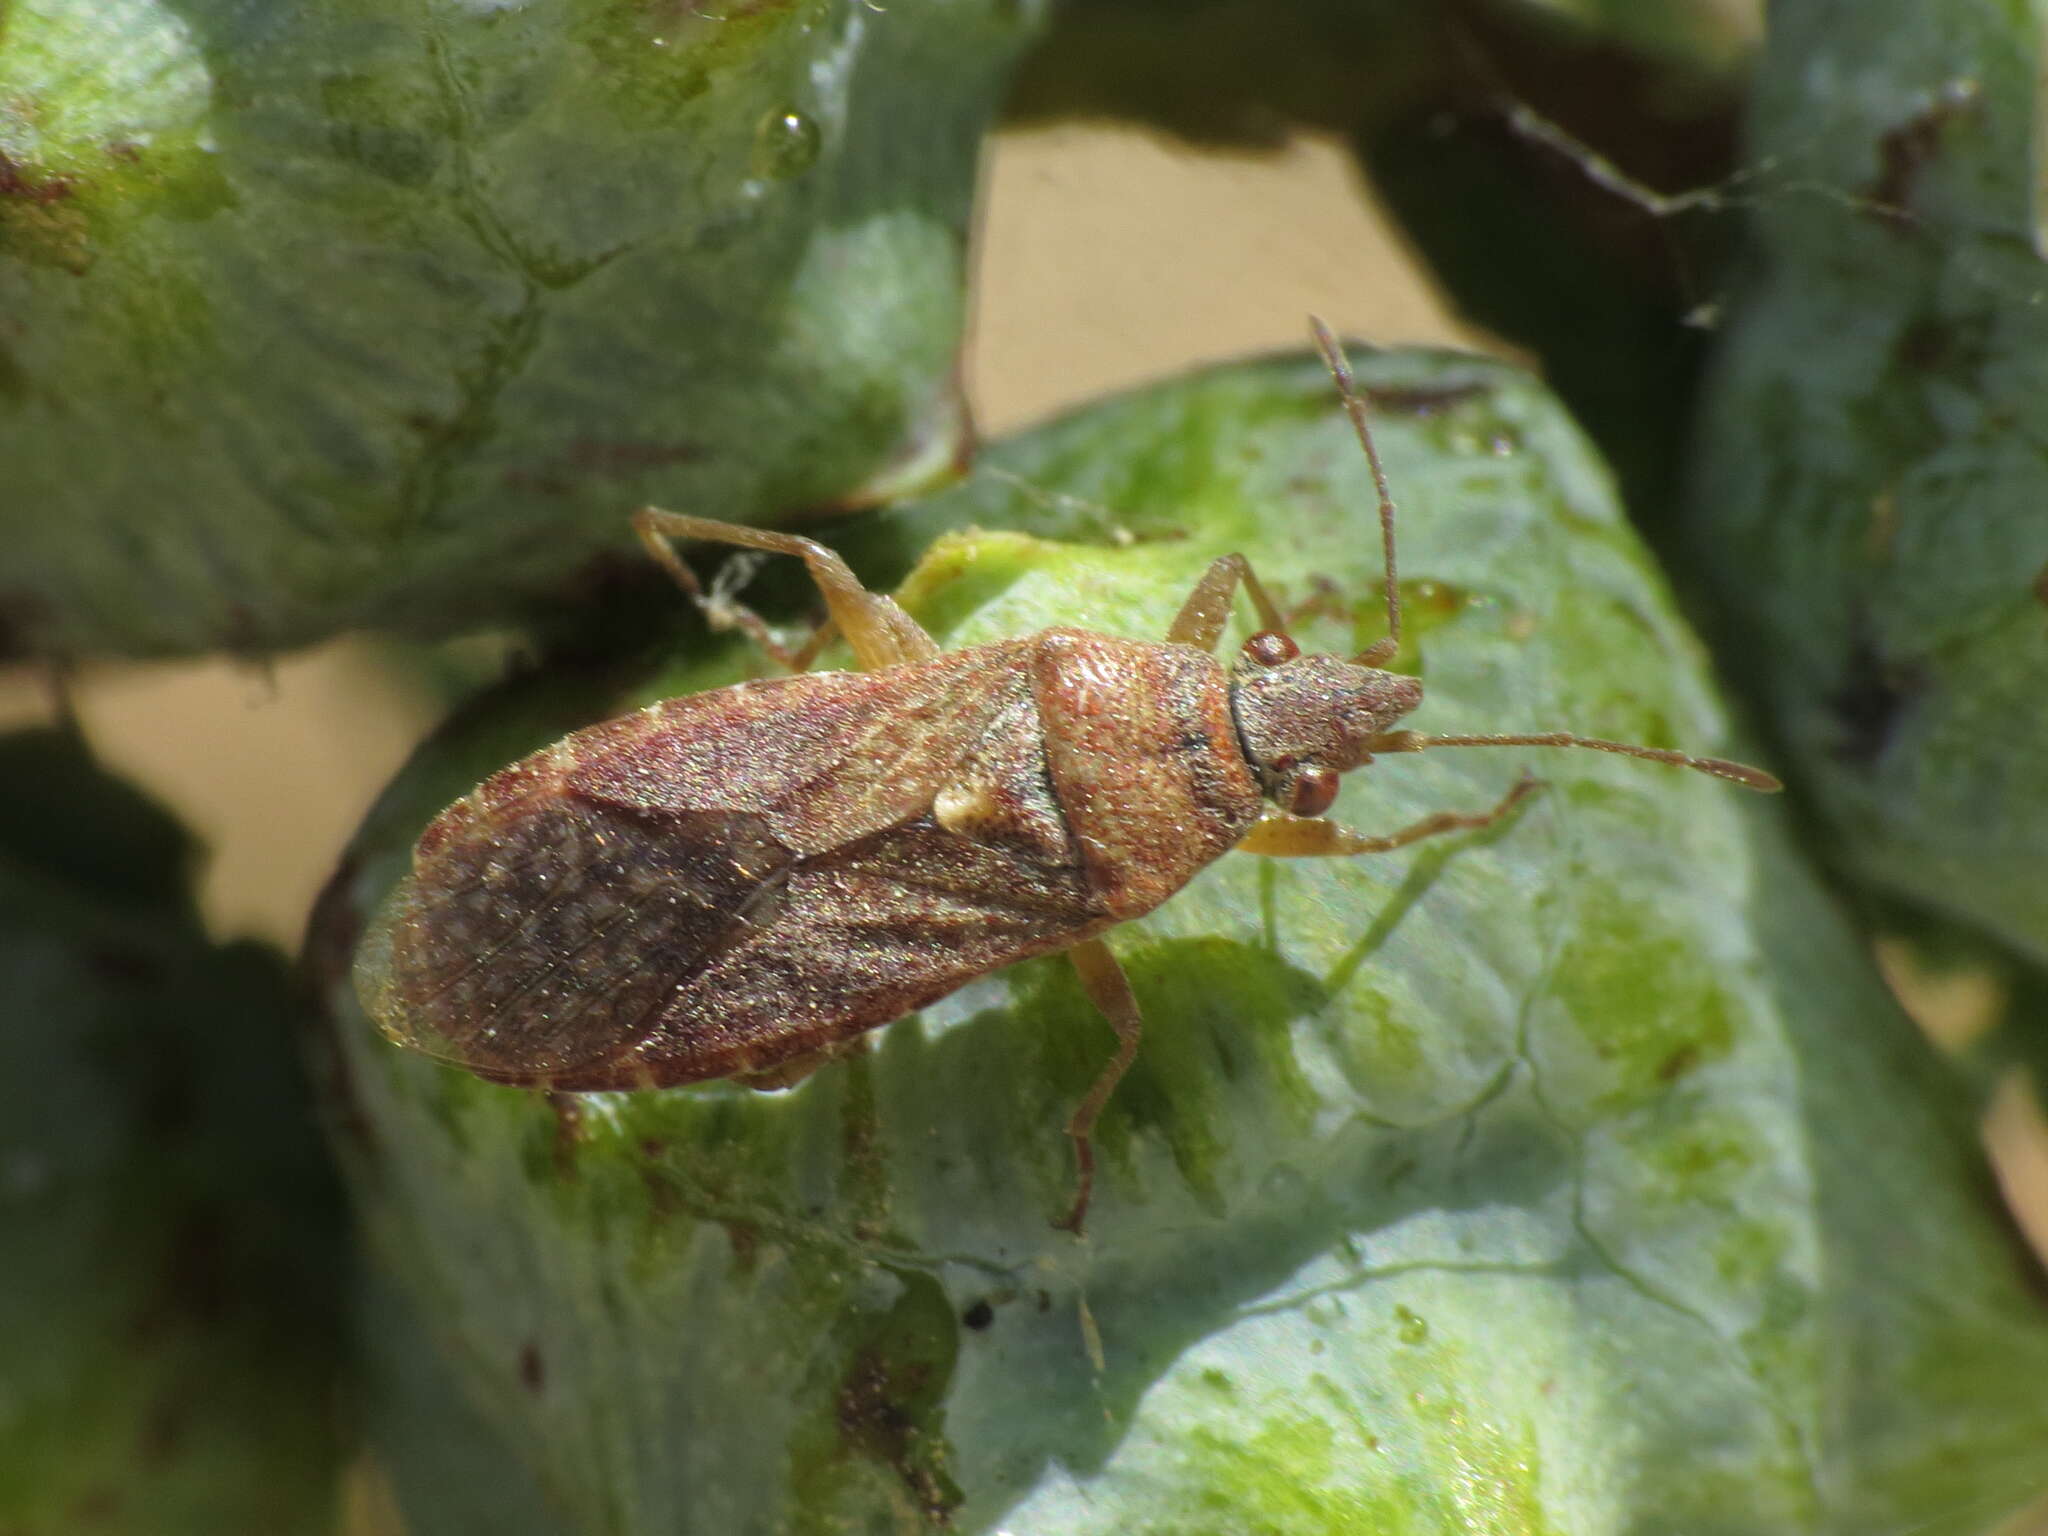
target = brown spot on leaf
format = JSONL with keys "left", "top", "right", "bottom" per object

{"left": 567, "top": 438, "right": 704, "bottom": 475}
{"left": 548, "top": 1092, "right": 587, "bottom": 1176}
{"left": 503, "top": 438, "right": 705, "bottom": 497}
{"left": 639, "top": 1163, "right": 683, "bottom": 1219}
{"left": 961, "top": 1299, "right": 994, "bottom": 1331}
{"left": 131, "top": 1208, "right": 229, "bottom": 1344}
{"left": 2033, "top": 561, "right": 2048, "bottom": 610}
{"left": 835, "top": 1353, "right": 961, "bottom": 1527}
{"left": 1657, "top": 1043, "right": 1701, "bottom": 1083}
{"left": 1828, "top": 629, "right": 1926, "bottom": 767}
{"left": 519, "top": 1340, "right": 546, "bottom": 1394}
{"left": 1868, "top": 83, "right": 1979, "bottom": 228}
{"left": 1894, "top": 317, "right": 1954, "bottom": 372}
{"left": 0, "top": 149, "right": 75, "bottom": 205}
{"left": 501, "top": 466, "right": 574, "bottom": 497}
{"left": 724, "top": 1220, "right": 760, "bottom": 1275}
{"left": 0, "top": 149, "right": 91, "bottom": 272}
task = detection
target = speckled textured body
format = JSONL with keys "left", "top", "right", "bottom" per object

{"left": 359, "top": 629, "right": 1264, "bottom": 1090}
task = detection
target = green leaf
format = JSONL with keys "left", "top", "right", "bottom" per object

{"left": 0, "top": 729, "right": 345, "bottom": 1534}
{"left": 0, "top": 0, "right": 1037, "bottom": 657}
{"left": 313, "top": 350, "right": 2048, "bottom": 1532}
{"left": 1682, "top": 0, "right": 2048, "bottom": 965}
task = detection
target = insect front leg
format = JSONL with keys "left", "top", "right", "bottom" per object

{"left": 633, "top": 508, "right": 941, "bottom": 672}
{"left": 635, "top": 534, "right": 812, "bottom": 672}
{"left": 1054, "top": 937, "right": 1147, "bottom": 1237}
{"left": 1164, "top": 554, "right": 1289, "bottom": 652}
{"left": 1235, "top": 772, "right": 1541, "bottom": 857}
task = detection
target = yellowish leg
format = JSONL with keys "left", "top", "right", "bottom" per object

{"left": 1164, "top": 553, "right": 1289, "bottom": 651}
{"left": 1236, "top": 773, "right": 1541, "bottom": 857}
{"left": 632, "top": 508, "right": 940, "bottom": 672}
{"left": 1055, "top": 936, "right": 1146, "bottom": 1236}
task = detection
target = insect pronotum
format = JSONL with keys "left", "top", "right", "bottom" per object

{"left": 357, "top": 318, "right": 1779, "bottom": 1234}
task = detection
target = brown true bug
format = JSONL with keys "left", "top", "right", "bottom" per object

{"left": 356, "top": 318, "right": 1779, "bottom": 1234}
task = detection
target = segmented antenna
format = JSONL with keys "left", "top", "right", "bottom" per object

{"left": 1311, "top": 316, "right": 1782, "bottom": 797}
{"left": 1370, "top": 729, "right": 1783, "bottom": 792}
{"left": 1309, "top": 316, "right": 1401, "bottom": 668}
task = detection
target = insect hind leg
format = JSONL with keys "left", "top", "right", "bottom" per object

{"left": 1054, "top": 937, "right": 1147, "bottom": 1237}
{"left": 632, "top": 508, "right": 940, "bottom": 672}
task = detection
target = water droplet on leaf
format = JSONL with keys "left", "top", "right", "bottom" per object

{"left": 752, "top": 109, "right": 820, "bottom": 180}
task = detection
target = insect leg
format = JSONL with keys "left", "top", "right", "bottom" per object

{"left": 1163, "top": 554, "right": 1289, "bottom": 651}
{"left": 643, "top": 541, "right": 810, "bottom": 670}
{"left": 632, "top": 508, "right": 941, "bottom": 671}
{"left": 734, "top": 1036, "right": 869, "bottom": 1090}
{"left": 1054, "top": 937, "right": 1146, "bottom": 1236}
{"left": 1235, "top": 773, "right": 1541, "bottom": 857}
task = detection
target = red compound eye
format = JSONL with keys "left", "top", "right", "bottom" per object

{"left": 1243, "top": 630, "right": 1299, "bottom": 667}
{"left": 1286, "top": 765, "right": 1339, "bottom": 818}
